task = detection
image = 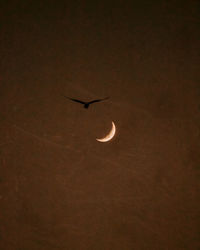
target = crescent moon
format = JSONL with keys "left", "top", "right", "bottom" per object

{"left": 96, "top": 121, "right": 116, "bottom": 142}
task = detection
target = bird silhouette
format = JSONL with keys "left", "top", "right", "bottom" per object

{"left": 63, "top": 96, "right": 109, "bottom": 109}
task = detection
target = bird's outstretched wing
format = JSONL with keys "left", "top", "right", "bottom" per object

{"left": 63, "top": 95, "right": 86, "bottom": 104}
{"left": 88, "top": 97, "right": 109, "bottom": 104}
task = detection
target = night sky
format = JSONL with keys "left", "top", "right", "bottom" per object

{"left": 0, "top": 1, "right": 199, "bottom": 249}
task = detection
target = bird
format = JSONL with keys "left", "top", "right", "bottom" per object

{"left": 63, "top": 96, "right": 109, "bottom": 109}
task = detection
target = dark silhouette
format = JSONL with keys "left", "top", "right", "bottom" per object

{"left": 63, "top": 96, "right": 109, "bottom": 109}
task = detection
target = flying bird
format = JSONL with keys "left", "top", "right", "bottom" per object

{"left": 63, "top": 96, "right": 109, "bottom": 109}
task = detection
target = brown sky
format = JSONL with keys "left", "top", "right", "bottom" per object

{"left": 0, "top": 1, "right": 199, "bottom": 249}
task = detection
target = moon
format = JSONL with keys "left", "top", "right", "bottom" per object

{"left": 96, "top": 121, "right": 116, "bottom": 142}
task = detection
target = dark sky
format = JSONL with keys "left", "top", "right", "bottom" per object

{"left": 0, "top": 1, "right": 199, "bottom": 249}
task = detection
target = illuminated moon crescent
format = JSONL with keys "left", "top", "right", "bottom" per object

{"left": 96, "top": 121, "right": 116, "bottom": 142}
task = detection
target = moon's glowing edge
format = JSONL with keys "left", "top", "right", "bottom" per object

{"left": 96, "top": 121, "right": 116, "bottom": 142}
